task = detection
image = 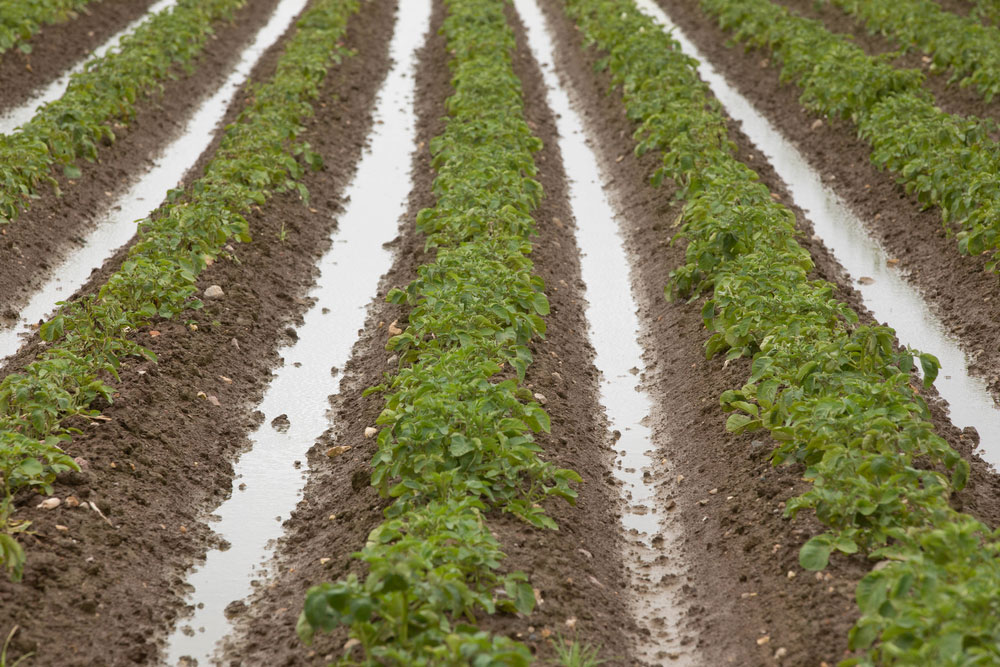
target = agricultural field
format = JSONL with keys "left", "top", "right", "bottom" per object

{"left": 1, "top": 0, "right": 1000, "bottom": 664}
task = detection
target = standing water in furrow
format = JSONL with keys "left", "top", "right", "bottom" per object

{"left": 0, "top": 0, "right": 178, "bottom": 134}
{"left": 0, "top": 0, "right": 309, "bottom": 366}
{"left": 163, "top": 0, "right": 431, "bottom": 663}
{"left": 514, "top": 0, "right": 693, "bottom": 662}
{"left": 636, "top": 0, "right": 1000, "bottom": 466}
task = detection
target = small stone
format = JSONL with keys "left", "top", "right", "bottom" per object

{"left": 37, "top": 497, "right": 61, "bottom": 510}
{"left": 387, "top": 320, "right": 403, "bottom": 336}
{"left": 207, "top": 395, "right": 220, "bottom": 407}
{"left": 533, "top": 392, "right": 547, "bottom": 405}
{"left": 364, "top": 427, "right": 377, "bottom": 439}
{"left": 326, "top": 445, "right": 351, "bottom": 458}
{"left": 757, "top": 635, "right": 770, "bottom": 646}
{"left": 858, "top": 276, "right": 875, "bottom": 285}
{"left": 811, "top": 119, "right": 823, "bottom": 130}
{"left": 774, "top": 647, "right": 788, "bottom": 660}
{"left": 204, "top": 285, "right": 224, "bottom": 299}
{"left": 55, "top": 525, "right": 69, "bottom": 531}
{"left": 578, "top": 548, "right": 593, "bottom": 559}
{"left": 65, "top": 496, "right": 80, "bottom": 508}
{"left": 319, "top": 558, "right": 331, "bottom": 565}
{"left": 787, "top": 570, "right": 796, "bottom": 579}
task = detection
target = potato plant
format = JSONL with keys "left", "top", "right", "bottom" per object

{"left": 699, "top": 0, "right": 1000, "bottom": 274}
{"left": 563, "top": 0, "right": 1000, "bottom": 662}
{"left": 0, "top": 0, "right": 93, "bottom": 59}
{"left": 823, "top": 0, "right": 1000, "bottom": 103}
{"left": 297, "top": 0, "right": 581, "bottom": 662}
{"left": 0, "top": 0, "right": 248, "bottom": 226}
{"left": 0, "top": 0, "right": 360, "bottom": 581}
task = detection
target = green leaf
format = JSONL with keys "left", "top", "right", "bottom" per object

{"left": 63, "top": 164, "right": 82, "bottom": 180}
{"left": 799, "top": 535, "right": 833, "bottom": 570}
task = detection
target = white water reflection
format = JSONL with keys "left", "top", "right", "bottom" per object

{"left": 639, "top": 0, "right": 1000, "bottom": 465}
{"left": 514, "top": 0, "right": 692, "bottom": 662}
{"left": 0, "top": 0, "right": 311, "bottom": 366}
{"left": 163, "top": 0, "right": 430, "bottom": 663}
{"left": 0, "top": 0, "right": 178, "bottom": 134}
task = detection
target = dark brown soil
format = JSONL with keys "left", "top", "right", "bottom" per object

{"left": 0, "top": 0, "right": 159, "bottom": 115}
{"left": 0, "top": 0, "right": 396, "bottom": 663}
{"left": 0, "top": 0, "right": 282, "bottom": 324}
{"left": 223, "top": 1, "right": 639, "bottom": 664}
{"left": 539, "top": 0, "right": 1000, "bottom": 663}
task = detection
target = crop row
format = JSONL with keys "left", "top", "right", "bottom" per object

{"left": 698, "top": 0, "right": 1000, "bottom": 273}
{"left": 297, "top": 0, "right": 580, "bottom": 662}
{"left": 0, "top": 0, "right": 359, "bottom": 582}
{"left": 822, "top": 0, "right": 1000, "bottom": 103}
{"left": 971, "top": 0, "right": 1000, "bottom": 25}
{"left": 564, "top": 0, "right": 1000, "bottom": 662}
{"left": 0, "top": 0, "right": 92, "bottom": 58}
{"left": 0, "top": 0, "right": 247, "bottom": 226}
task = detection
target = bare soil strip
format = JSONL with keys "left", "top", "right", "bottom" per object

{"left": 0, "top": 1, "right": 396, "bottom": 662}
{"left": 0, "top": 0, "right": 159, "bottom": 115}
{"left": 0, "top": 0, "right": 281, "bottom": 324}
{"left": 223, "top": 0, "right": 640, "bottom": 664}
{"left": 539, "top": 0, "right": 1000, "bottom": 663}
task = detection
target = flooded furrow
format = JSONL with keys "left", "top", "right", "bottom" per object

{"left": 0, "top": 0, "right": 309, "bottom": 366}
{"left": 514, "top": 0, "right": 692, "bottom": 663}
{"left": 0, "top": 0, "right": 178, "bottom": 135}
{"left": 639, "top": 0, "right": 1000, "bottom": 466}
{"left": 163, "top": 0, "right": 430, "bottom": 663}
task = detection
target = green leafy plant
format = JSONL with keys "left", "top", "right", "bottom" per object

{"left": 697, "top": 0, "right": 1000, "bottom": 274}
{"left": 0, "top": 625, "right": 32, "bottom": 667}
{"left": 562, "top": 0, "right": 1000, "bottom": 663}
{"left": 550, "top": 632, "right": 605, "bottom": 667}
{"left": 0, "top": 0, "right": 249, "bottom": 226}
{"left": 298, "top": 0, "right": 580, "bottom": 662}
{"left": 0, "top": 0, "right": 359, "bottom": 579}
{"left": 821, "top": 0, "right": 1000, "bottom": 102}
{"left": 0, "top": 0, "right": 94, "bottom": 60}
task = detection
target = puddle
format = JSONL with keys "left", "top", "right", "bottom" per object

{"left": 162, "top": 0, "right": 430, "bottom": 663}
{"left": 513, "top": 0, "right": 692, "bottom": 662}
{"left": 637, "top": 0, "right": 1000, "bottom": 466}
{"left": 0, "top": 0, "right": 179, "bottom": 135}
{"left": 0, "top": 0, "right": 311, "bottom": 366}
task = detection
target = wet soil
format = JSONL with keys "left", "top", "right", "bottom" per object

{"left": 0, "top": 0, "right": 397, "bottom": 663}
{"left": 0, "top": 0, "right": 281, "bottom": 327}
{"left": 0, "top": 0, "right": 159, "bottom": 115}
{"left": 223, "top": 1, "right": 639, "bottom": 664}
{"left": 539, "top": 0, "right": 1000, "bottom": 663}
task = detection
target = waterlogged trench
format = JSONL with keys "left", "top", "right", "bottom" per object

{"left": 0, "top": 0, "right": 309, "bottom": 365}
{"left": 163, "top": 0, "right": 431, "bottom": 662}
{"left": 0, "top": 0, "right": 179, "bottom": 135}
{"left": 637, "top": 0, "right": 1000, "bottom": 465}
{"left": 514, "top": 0, "right": 692, "bottom": 662}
